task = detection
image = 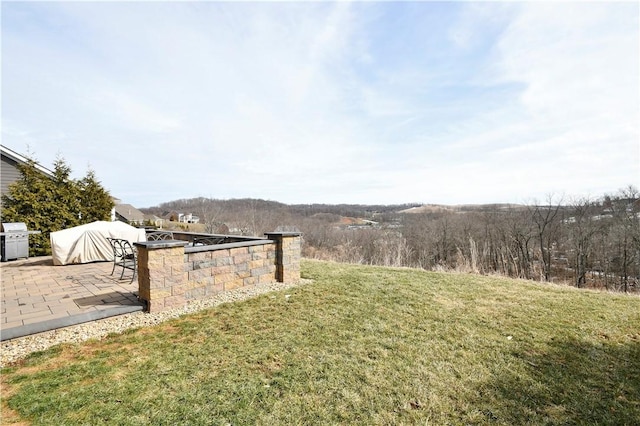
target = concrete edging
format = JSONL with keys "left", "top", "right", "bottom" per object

{"left": 0, "top": 304, "right": 144, "bottom": 341}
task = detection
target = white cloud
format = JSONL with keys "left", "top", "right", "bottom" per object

{"left": 2, "top": 1, "right": 637, "bottom": 206}
{"left": 86, "top": 90, "right": 183, "bottom": 134}
{"left": 413, "top": 1, "right": 640, "bottom": 203}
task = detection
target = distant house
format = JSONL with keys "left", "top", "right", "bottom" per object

{"left": 162, "top": 211, "right": 199, "bottom": 224}
{"left": 163, "top": 211, "right": 180, "bottom": 222}
{"left": 1, "top": 144, "right": 54, "bottom": 206}
{"left": 114, "top": 203, "right": 145, "bottom": 225}
{"left": 180, "top": 213, "right": 200, "bottom": 224}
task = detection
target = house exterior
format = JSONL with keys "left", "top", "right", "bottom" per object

{"left": 162, "top": 211, "right": 180, "bottom": 222}
{"left": 114, "top": 203, "right": 146, "bottom": 225}
{"left": 1, "top": 144, "right": 54, "bottom": 207}
{"left": 162, "top": 211, "right": 199, "bottom": 224}
{"left": 180, "top": 213, "right": 200, "bottom": 224}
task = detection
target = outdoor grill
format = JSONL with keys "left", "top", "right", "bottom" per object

{"left": 0, "top": 222, "right": 40, "bottom": 262}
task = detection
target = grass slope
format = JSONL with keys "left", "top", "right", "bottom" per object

{"left": 2, "top": 260, "right": 639, "bottom": 425}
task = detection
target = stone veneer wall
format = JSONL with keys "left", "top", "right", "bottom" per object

{"left": 266, "top": 232, "right": 302, "bottom": 283}
{"left": 185, "top": 241, "right": 276, "bottom": 301}
{"left": 135, "top": 232, "right": 301, "bottom": 313}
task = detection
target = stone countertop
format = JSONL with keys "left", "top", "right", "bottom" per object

{"left": 134, "top": 240, "right": 188, "bottom": 249}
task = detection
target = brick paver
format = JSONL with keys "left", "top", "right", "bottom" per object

{"left": 1, "top": 256, "right": 142, "bottom": 338}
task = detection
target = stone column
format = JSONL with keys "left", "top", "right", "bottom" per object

{"left": 135, "top": 240, "right": 188, "bottom": 313}
{"left": 264, "top": 232, "right": 302, "bottom": 283}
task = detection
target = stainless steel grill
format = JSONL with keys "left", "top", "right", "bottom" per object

{"left": 1, "top": 222, "right": 32, "bottom": 261}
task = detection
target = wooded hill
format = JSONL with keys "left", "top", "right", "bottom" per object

{"left": 142, "top": 186, "right": 640, "bottom": 293}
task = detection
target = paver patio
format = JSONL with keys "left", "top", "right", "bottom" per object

{"left": 1, "top": 256, "right": 143, "bottom": 340}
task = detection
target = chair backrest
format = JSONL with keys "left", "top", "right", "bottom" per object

{"left": 147, "top": 231, "right": 174, "bottom": 241}
{"left": 193, "top": 236, "right": 226, "bottom": 246}
{"left": 118, "top": 239, "right": 136, "bottom": 258}
{"left": 106, "top": 237, "right": 123, "bottom": 259}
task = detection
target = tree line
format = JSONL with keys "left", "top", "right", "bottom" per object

{"left": 147, "top": 187, "right": 639, "bottom": 293}
{"left": 301, "top": 189, "right": 640, "bottom": 293}
{"left": 1, "top": 157, "right": 114, "bottom": 256}
{"left": 408, "top": 190, "right": 638, "bottom": 291}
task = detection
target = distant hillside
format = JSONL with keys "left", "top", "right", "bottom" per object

{"left": 138, "top": 190, "right": 639, "bottom": 294}
{"left": 142, "top": 197, "right": 527, "bottom": 219}
{"left": 399, "top": 203, "right": 526, "bottom": 214}
{"left": 398, "top": 204, "right": 455, "bottom": 214}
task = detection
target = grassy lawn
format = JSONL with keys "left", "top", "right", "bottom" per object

{"left": 2, "top": 259, "right": 639, "bottom": 425}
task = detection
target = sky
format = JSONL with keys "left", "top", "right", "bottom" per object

{"left": 2, "top": 1, "right": 638, "bottom": 208}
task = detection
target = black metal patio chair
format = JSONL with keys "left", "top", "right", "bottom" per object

{"left": 106, "top": 237, "right": 137, "bottom": 283}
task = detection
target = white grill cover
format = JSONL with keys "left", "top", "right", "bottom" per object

{"left": 50, "top": 221, "right": 146, "bottom": 265}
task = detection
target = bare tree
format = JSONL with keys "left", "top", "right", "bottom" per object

{"left": 505, "top": 208, "right": 535, "bottom": 279}
{"left": 529, "top": 195, "right": 564, "bottom": 282}
{"left": 607, "top": 186, "right": 640, "bottom": 292}
{"left": 566, "top": 197, "right": 600, "bottom": 287}
{"left": 402, "top": 213, "right": 437, "bottom": 269}
{"left": 194, "top": 197, "right": 225, "bottom": 234}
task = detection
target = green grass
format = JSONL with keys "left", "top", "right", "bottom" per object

{"left": 2, "top": 260, "right": 639, "bottom": 425}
